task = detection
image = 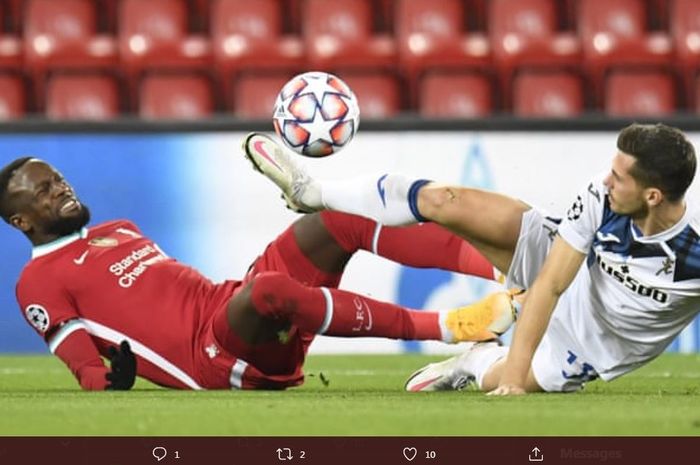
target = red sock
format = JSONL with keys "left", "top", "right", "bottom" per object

{"left": 320, "top": 211, "right": 495, "bottom": 280}
{"left": 323, "top": 288, "right": 441, "bottom": 340}
{"left": 249, "top": 271, "right": 442, "bottom": 340}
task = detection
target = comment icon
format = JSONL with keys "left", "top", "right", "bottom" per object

{"left": 152, "top": 446, "right": 167, "bottom": 462}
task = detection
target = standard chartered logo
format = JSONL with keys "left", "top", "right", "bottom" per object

{"left": 109, "top": 244, "right": 167, "bottom": 288}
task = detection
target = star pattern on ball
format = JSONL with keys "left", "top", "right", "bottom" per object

{"left": 298, "top": 106, "right": 340, "bottom": 144}
{"left": 298, "top": 73, "right": 342, "bottom": 105}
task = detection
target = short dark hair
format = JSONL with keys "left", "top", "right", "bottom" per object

{"left": 617, "top": 123, "right": 696, "bottom": 202}
{"left": 0, "top": 157, "right": 33, "bottom": 223}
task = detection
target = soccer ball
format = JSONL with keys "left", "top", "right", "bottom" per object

{"left": 273, "top": 71, "right": 360, "bottom": 158}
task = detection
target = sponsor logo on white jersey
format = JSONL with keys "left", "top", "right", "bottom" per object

{"left": 596, "top": 255, "right": 669, "bottom": 303}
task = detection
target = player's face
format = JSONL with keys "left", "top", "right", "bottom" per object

{"left": 603, "top": 151, "right": 648, "bottom": 218}
{"left": 7, "top": 160, "right": 90, "bottom": 239}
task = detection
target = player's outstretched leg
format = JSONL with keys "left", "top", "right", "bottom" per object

{"left": 223, "top": 271, "right": 517, "bottom": 345}
{"left": 243, "top": 132, "right": 429, "bottom": 226}
{"left": 243, "top": 132, "right": 530, "bottom": 273}
{"left": 295, "top": 211, "right": 498, "bottom": 282}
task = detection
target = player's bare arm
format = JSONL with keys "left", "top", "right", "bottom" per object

{"left": 489, "top": 236, "right": 585, "bottom": 396}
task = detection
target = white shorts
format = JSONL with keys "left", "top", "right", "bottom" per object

{"left": 504, "top": 209, "right": 599, "bottom": 393}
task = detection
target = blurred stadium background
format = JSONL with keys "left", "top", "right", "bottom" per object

{"left": 0, "top": 0, "right": 699, "bottom": 118}
{"left": 0, "top": 0, "right": 699, "bottom": 360}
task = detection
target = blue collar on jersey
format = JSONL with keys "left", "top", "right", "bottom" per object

{"left": 31, "top": 227, "right": 89, "bottom": 259}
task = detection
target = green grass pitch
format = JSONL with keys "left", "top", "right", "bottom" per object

{"left": 1, "top": 353, "right": 698, "bottom": 436}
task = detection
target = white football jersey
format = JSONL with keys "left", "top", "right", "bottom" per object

{"left": 554, "top": 174, "right": 700, "bottom": 380}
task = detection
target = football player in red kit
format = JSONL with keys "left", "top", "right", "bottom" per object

{"left": 0, "top": 156, "right": 516, "bottom": 391}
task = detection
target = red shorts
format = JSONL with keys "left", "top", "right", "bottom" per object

{"left": 194, "top": 217, "right": 342, "bottom": 390}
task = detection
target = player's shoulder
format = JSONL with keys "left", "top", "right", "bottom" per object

{"left": 583, "top": 172, "right": 609, "bottom": 201}
{"left": 16, "top": 255, "right": 61, "bottom": 296}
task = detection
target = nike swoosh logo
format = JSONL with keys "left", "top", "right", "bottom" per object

{"left": 376, "top": 174, "right": 388, "bottom": 207}
{"left": 363, "top": 300, "right": 373, "bottom": 331}
{"left": 253, "top": 140, "right": 282, "bottom": 172}
{"left": 73, "top": 250, "right": 89, "bottom": 265}
{"left": 408, "top": 376, "right": 442, "bottom": 392}
{"left": 596, "top": 231, "right": 621, "bottom": 243}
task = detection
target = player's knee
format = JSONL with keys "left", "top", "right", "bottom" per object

{"left": 248, "top": 271, "right": 299, "bottom": 317}
{"left": 418, "top": 185, "right": 456, "bottom": 221}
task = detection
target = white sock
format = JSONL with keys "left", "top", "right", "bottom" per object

{"left": 319, "top": 173, "right": 430, "bottom": 226}
{"left": 462, "top": 344, "right": 509, "bottom": 390}
{"left": 438, "top": 311, "right": 454, "bottom": 343}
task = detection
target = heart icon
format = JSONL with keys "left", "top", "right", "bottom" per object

{"left": 403, "top": 447, "right": 417, "bottom": 461}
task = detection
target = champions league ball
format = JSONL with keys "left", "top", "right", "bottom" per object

{"left": 273, "top": 71, "right": 360, "bottom": 158}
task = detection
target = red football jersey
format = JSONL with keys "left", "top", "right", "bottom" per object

{"left": 16, "top": 220, "right": 239, "bottom": 389}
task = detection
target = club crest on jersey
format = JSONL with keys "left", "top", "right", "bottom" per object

{"left": 656, "top": 257, "right": 675, "bottom": 276}
{"left": 89, "top": 237, "right": 118, "bottom": 247}
{"left": 25, "top": 304, "right": 50, "bottom": 333}
{"left": 205, "top": 344, "right": 219, "bottom": 359}
{"left": 567, "top": 196, "right": 584, "bottom": 221}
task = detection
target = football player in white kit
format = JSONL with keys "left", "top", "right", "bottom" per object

{"left": 243, "top": 122, "right": 699, "bottom": 395}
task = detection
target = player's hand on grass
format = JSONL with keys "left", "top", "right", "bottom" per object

{"left": 105, "top": 340, "right": 136, "bottom": 390}
{"left": 487, "top": 384, "right": 526, "bottom": 396}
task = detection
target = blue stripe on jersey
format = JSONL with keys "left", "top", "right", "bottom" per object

{"left": 668, "top": 225, "right": 700, "bottom": 281}
{"left": 592, "top": 195, "right": 700, "bottom": 281}
{"left": 594, "top": 196, "right": 666, "bottom": 259}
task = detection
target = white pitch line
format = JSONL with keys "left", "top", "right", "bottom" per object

{"left": 0, "top": 368, "right": 64, "bottom": 375}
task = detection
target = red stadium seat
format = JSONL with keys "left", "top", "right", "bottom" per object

{"left": 211, "top": 0, "right": 303, "bottom": 102}
{"left": 0, "top": 32, "right": 22, "bottom": 71}
{"left": 604, "top": 70, "right": 677, "bottom": 116}
{"left": 232, "top": 72, "right": 293, "bottom": 118}
{"left": 671, "top": 0, "right": 700, "bottom": 106}
{"left": 119, "top": 0, "right": 212, "bottom": 98}
{"left": 395, "top": 0, "right": 490, "bottom": 106}
{"left": 343, "top": 72, "right": 401, "bottom": 119}
{"left": 0, "top": 74, "right": 26, "bottom": 119}
{"left": 512, "top": 71, "right": 585, "bottom": 117}
{"left": 139, "top": 74, "right": 215, "bottom": 119}
{"left": 45, "top": 74, "right": 120, "bottom": 120}
{"left": 489, "top": 0, "right": 580, "bottom": 103}
{"left": 419, "top": 72, "right": 492, "bottom": 118}
{"left": 578, "top": 0, "right": 672, "bottom": 104}
{"left": 303, "top": 0, "right": 396, "bottom": 71}
{"left": 24, "top": 0, "right": 117, "bottom": 107}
